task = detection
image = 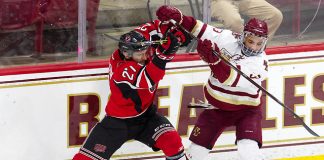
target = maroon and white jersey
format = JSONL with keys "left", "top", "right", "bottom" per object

{"left": 192, "top": 20, "right": 269, "bottom": 111}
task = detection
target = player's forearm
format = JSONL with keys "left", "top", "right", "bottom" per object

{"left": 145, "top": 57, "right": 167, "bottom": 83}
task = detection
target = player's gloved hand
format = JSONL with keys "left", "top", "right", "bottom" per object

{"left": 156, "top": 5, "right": 183, "bottom": 24}
{"left": 197, "top": 39, "right": 220, "bottom": 64}
{"left": 171, "top": 28, "right": 192, "bottom": 46}
{"left": 156, "top": 32, "right": 180, "bottom": 61}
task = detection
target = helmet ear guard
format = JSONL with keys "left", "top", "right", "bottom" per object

{"left": 239, "top": 18, "right": 268, "bottom": 56}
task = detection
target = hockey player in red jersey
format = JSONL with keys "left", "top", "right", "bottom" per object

{"left": 72, "top": 22, "right": 191, "bottom": 159}
{"left": 156, "top": 5, "right": 269, "bottom": 160}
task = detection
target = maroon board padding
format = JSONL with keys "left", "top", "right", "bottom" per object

{"left": 1, "top": 43, "right": 324, "bottom": 76}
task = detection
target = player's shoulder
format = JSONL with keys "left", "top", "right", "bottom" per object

{"left": 219, "top": 30, "right": 240, "bottom": 41}
{"left": 259, "top": 51, "right": 268, "bottom": 61}
{"left": 216, "top": 30, "right": 240, "bottom": 54}
{"left": 244, "top": 52, "right": 268, "bottom": 66}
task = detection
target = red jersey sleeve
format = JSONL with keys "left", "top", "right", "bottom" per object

{"left": 134, "top": 20, "right": 171, "bottom": 41}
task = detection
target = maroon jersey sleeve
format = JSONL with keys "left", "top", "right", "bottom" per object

{"left": 209, "top": 62, "right": 231, "bottom": 83}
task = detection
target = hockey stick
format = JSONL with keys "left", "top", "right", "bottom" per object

{"left": 170, "top": 20, "right": 320, "bottom": 137}
{"left": 103, "top": 33, "right": 167, "bottom": 46}
{"left": 188, "top": 100, "right": 218, "bottom": 109}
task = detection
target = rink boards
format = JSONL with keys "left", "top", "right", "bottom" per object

{"left": 1, "top": 50, "right": 324, "bottom": 160}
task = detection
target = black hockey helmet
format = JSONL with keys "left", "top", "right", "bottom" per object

{"left": 118, "top": 31, "right": 149, "bottom": 56}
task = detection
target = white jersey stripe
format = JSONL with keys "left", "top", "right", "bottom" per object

{"left": 192, "top": 20, "right": 205, "bottom": 37}
{"left": 205, "top": 82, "right": 261, "bottom": 106}
{"left": 222, "top": 67, "right": 237, "bottom": 86}
{"left": 209, "top": 76, "right": 260, "bottom": 95}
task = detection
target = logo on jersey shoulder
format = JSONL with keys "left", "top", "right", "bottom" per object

{"left": 220, "top": 48, "right": 245, "bottom": 63}
{"left": 213, "top": 27, "right": 223, "bottom": 33}
{"left": 232, "top": 32, "right": 241, "bottom": 39}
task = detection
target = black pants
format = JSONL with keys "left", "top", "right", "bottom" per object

{"left": 80, "top": 105, "right": 175, "bottom": 159}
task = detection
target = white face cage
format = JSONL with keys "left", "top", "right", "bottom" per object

{"left": 239, "top": 32, "right": 268, "bottom": 57}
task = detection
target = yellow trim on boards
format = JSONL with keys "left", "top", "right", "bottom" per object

{"left": 277, "top": 155, "right": 324, "bottom": 160}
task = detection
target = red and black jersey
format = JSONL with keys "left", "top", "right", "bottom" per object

{"left": 105, "top": 20, "right": 193, "bottom": 118}
{"left": 106, "top": 49, "right": 168, "bottom": 118}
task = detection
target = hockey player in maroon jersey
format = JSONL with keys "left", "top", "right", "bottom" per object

{"left": 72, "top": 23, "right": 191, "bottom": 159}
{"left": 156, "top": 5, "right": 269, "bottom": 160}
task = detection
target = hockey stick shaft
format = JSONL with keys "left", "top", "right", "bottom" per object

{"left": 170, "top": 20, "right": 319, "bottom": 137}
{"left": 188, "top": 103, "right": 218, "bottom": 109}
{"left": 103, "top": 33, "right": 167, "bottom": 46}
{"left": 188, "top": 105, "right": 212, "bottom": 109}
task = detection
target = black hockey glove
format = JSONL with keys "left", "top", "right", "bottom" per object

{"left": 172, "top": 28, "right": 193, "bottom": 47}
{"left": 156, "top": 32, "right": 180, "bottom": 61}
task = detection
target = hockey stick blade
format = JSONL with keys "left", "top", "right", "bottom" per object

{"left": 188, "top": 102, "right": 217, "bottom": 109}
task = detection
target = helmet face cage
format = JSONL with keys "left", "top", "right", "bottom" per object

{"left": 239, "top": 18, "right": 268, "bottom": 56}
{"left": 239, "top": 32, "right": 268, "bottom": 57}
{"left": 118, "top": 31, "right": 149, "bottom": 57}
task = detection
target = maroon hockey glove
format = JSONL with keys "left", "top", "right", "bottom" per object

{"left": 197, "top": 39, "right": 220, "bottom": 64}
{"left": 157, "top": 5, "right": 197, "bottom": 34}
{"left": 156, "top": 32, "right": 180, "bottom": 61}
{"left": 156, "top": 5, "right": 183, "bottom": 24}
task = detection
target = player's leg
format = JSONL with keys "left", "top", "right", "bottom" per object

{"left": 155, "top": 129, "right": 187, "bottom": 160}
{"left": 239, "top": 0, "right": 283, "bottom": 40}
{"left": 237, "top": 139, "right": 263, "bottom": 160}
{"left": 236, "top": 109, "right": 264, "bottom": 160}
{"left": 137, "top": 113, "right": 187, "bottom": 160}
{"left": 72, "top": 116, "right": 128, "bottom": 160}
{"left": 211, "top": 0, "right": 244, "bottom": 33}
{"left": 187, "top": 109, "right": 228, "bottom": 160}
{"left": 186, "top": 142, "right": 210, "bottom": 160}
